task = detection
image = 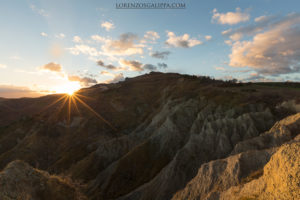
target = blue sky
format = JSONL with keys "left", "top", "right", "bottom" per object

{"left": 0, "top": 0, "right": 300, "bottom": 97}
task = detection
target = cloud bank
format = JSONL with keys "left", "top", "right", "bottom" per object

{"left": 228, "top": 13, "right": 300, "bottom": 76}
{"left": 0, "top": 85, "right": 42, "bottom": 98}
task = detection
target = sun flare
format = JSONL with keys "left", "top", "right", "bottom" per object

{"left": 53, "top": 82, "right": 81, "bottom": 95}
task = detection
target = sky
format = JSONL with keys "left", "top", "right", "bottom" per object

{"left": 0, "top": 0, "right": 300, "bottom": 98}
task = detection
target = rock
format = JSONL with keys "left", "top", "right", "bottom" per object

{"left": 0, "top": 160, "right": 87, "bottom": 200}
{"left": 220, "top": 139, "right": 300, "bottom": 200}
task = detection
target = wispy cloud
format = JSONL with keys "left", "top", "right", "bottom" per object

{"left": 73, "top": 36, "right": 82, "bottom": 43}
{"left": 9, "top": 56, "right": 22, "bottom": 60}
{"left": 100, "top": 71, "right": 114, "bottom": 76}
{"left": 91, "top": 35, "right": 108, "bottom": 43}
{"left": 143, "top": 31, "right": 160, "bottom": 42}
{"left": 215, "top": 67, "right": 225, "bottom": 71}
{"left": 0, "top": 85, "right": 42, "bottom": 98}
{"left": 30, "top": 4, "right": 49, "bottom": 17}
{"left": 205, "top": 35, "right": 212, "bottom": 40}
{"left": 55, "top": 33, "right": 66, "bottom": 39}
{"left": 68, "top": 44, "right": 100, "bottom": 57}
{"left": 101, "top": 21, "right": 115, "bottom": 31}
{"left": 212, "top": 8, "right": 250, "bottom": 25}
{"left": 40, "top": 32, "right": 48, "bottom": 37}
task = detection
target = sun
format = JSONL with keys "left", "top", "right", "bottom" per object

{"left": 53, "top": 82, "right": 81, "bottom": 95}
{"left": 66, "top": 90, "right": 75, "bottom": 96}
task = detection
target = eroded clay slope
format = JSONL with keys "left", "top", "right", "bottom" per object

{"left": 172, "top": 113, "right": 300, "bottom": 200}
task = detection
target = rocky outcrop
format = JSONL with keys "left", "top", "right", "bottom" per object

{"left": 172, "top": 113, "right": 300, "bottom": 200}
{"left": 0, "top": 160, "right": 87, "bottom": 200}
{"left": 220, "top": 138, "right": 300, "bottom": 200}
{"left": 87, "top": 99, "right": 276, "bottom": 200}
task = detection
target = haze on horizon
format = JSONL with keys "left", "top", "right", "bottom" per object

{"left": 0, "top": 0, "right": 300, "bottom": 98}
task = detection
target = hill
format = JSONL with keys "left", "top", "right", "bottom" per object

{"left": 0, "top": 72, "right": 299, "bottom": 200}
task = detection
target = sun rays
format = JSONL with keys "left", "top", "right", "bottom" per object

{"left": 38, "top": 91, "right": 117, "bottom": 131}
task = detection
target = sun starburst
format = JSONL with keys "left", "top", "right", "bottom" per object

{"left": 38, "top": 91, "right": 117, "bottom": 131}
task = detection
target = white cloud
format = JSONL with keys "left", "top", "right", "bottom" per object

{"left": 212, "top": 8, "right": 250, "bottom": 25}
{"left": 55, "top": 33, "right": 66, "bottom": 39}
{"left": 222, "top": 15, "right": 277, "bottom": 42}
{"left": 69, "top": 33, "right": 144, "bottom": 58}
{"left": 102, "top": 33, "right": 143, "bottom": 56}
{"left": 222, "top": 29, "right": 232, "bottom": 35}
{"left": 205, "top": 35, "right": 212, "bottom": 40}
{"left": 0, "top": 64, "right": 7, "bottom": 69}
{"left": 229, "top": 33, "right": 243, "bottom": 41}
{"left": 229, "top": 13, "right": 300, "bottom": 76}
{"left": 101, "top": 21, "right": 115, "bottom": 31}
{"left": 68, "top": 45, "right": 100, "bottom": 57}
{"left": 39, "top": 62, "right": 62, "bottom": 72}
{"left": 91, "top": 35, "right": 108, "bottom": 43}
{"left": 165, "top": 31, "right": 202, "bottom": 48}
{"left": 73, "top": 36, "right": 82, "bottom": 43}
{"left": 224, "top": 40, "right": 233, "bottom": 46}
{"left": 40, "top": 32, "right": 48, "bottom": 37}
{"left": 100, "top": 71, "right": 114, "bottom": 76}
{"left": 68, "top": 75, "right": 97, "bottom": 86}
{"left": 255, "top": 15, "right": 267, "bottom": 22}
{"left": 144, "top": 31, "right": 160, "bottom": 41}
{"left": 119, "top": 59, "right": 157, "bottom": 72}
{"left": 119, "top": 59, "right": 143, "bottom": 71}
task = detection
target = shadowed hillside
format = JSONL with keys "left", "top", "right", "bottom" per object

{"left": 0, "top": 72, "right": 299, "bottom": 200}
